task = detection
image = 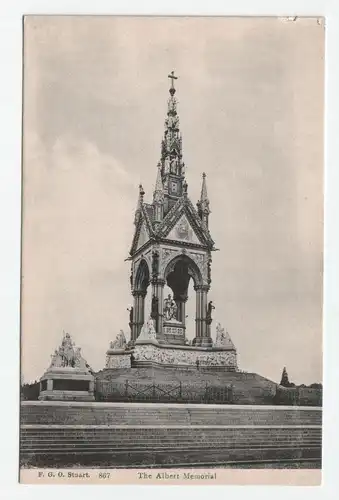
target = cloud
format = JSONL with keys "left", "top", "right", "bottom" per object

{"left": 21, "top": 133, "right": 136, "bottom": 379}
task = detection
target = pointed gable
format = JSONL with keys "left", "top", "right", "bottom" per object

{"left": 166, "top": 213, "right": 201, "bottom": 244}
{"left": 136, "top": 221, "right": 149, "bottom": 250}
{"left": 130, "top": 212, "right": 152, "bottom": 256}
{"left": 156, "top": 195, "right": 215, "bottom": 248}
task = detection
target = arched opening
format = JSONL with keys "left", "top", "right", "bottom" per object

{"left": 132, "top": 259, "right": 150, "bottom": 341}
{"left": 163, "top": 254, "right": 203, "bottom": 345}
{"left": 185, "top": 279, "right": 195, "bottom": 344}
{"left": 135, "top": 259, "right": 150, "bottom": 293}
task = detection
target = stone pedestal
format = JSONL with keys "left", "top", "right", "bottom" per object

{"left": 105, "top": 349, "right": 132, "bottom": 369}
{"left": 163, "top": 319, "right": 186, "bottom": 345}
{"left": 39, "top": 367, "right": 95, "bottom": 401}
{"left": 39, "top": 332, "right": 95, "bottom": 401}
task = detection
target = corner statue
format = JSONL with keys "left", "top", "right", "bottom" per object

{"left": 136, "top": 316, "right": 157, "bottom": 342}
{"left": 151, "top": 295, "right": 159, "bottom": 319}
{"left": 206, "top": 300, "right": 215, "bottom": 325}
{"left": 110, "top": 330, "right": 127, "bottom": 350}
{"left": 215, "top": 322, "right": 226, "bottom": 346}
{"left": 215, "top": 322, "right": 235, "bottom": 349}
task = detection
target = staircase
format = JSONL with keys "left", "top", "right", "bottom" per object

{"left": 20, "top": 402, "right": 322, "bottom": 468}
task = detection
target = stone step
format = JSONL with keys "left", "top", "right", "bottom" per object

{"left": 21, "top": 427, "right": 322, "bottom": 433}
{"left": 20, "top": 446, "right": 322, "bottom": 462}
{"left": 21, "top": 411, "right": 322, "bottom": 426}
{"left": 21, "top": 427, "right": 322, "bottom": 434}
{"left": 20, "top": 445, "right": 321, "bottom": 467}
{"left": 21, "top": 441, "right": 322, "bottom": 451}
{"left": 21, "top": 435, "right": 322, "bottom": 441}
{"left": 21, "top": 441, "right": 322, "bottom": 450}
{"left": 21, "top": 433, "right": 322, "bottom": 442}
{"left": 21, "top": 431, "right": 322, "bottom": 441}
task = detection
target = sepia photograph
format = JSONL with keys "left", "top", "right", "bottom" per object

{"left": 19, "top": 15, "right": 324, "bottom": 484}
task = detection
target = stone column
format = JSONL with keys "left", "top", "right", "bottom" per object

{"left": 152, "top": 278, "right": 165, "bottom": 341}
{"left": 193, "top": 285, "right": 212, "bottom": 346}
{"left": 201, "top": 286, "right": 213, "bottom": 347}
{"left": 138, "top": 291, "right": 146, "bottom": 338}
{"left": 47, "top": 379, "right": 53, "bottom": 391}
{"left": 132, "top": 291, "right": 146, "bottom": 342}
{"left": 176, "top": 301, "right": 185, "bottom": 323}
{"left": 193, "top": 286, "right": 203, "bottom": 346}
{"left": 172, "top": 294, "right": 187, "bottom": 343}
{"left": 131, "top": 291, "right": 138, "bottom": 342}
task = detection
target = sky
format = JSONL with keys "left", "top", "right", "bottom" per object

{"left": 21, "top": 16, "right": 324, "bottom": 385}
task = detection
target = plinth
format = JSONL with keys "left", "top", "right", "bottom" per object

{"left": 39, "top": 332, "right": 95, "bottom": 401}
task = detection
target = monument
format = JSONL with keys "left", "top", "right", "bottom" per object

{"left": 105, "top": 72, "right": 238, "bottom": 372}
{"left": 39, "top": 331, "right": 95, "bottom": 401}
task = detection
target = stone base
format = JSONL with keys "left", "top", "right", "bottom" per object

{"left": 192, "top": 336, "right": 214, "bottom": 347}
{"left": 39, "top": 368, "right": 95, "bottom": 402}
{"left": 38, "top": 390, "right": 94, "bottom": 402}
{"left": 105, "top": 349, "right": 132, "bottom": 369}
{"left": 132, "top": 341, "right": 237, "bottom": 371}
{"left": 163, "top": 321, "right": 186, "bottom": 345}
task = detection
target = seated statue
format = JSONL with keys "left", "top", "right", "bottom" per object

{"left": 110, "top": 330, "right": 127, "bottom": 350}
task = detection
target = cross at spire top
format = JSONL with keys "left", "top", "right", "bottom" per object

{"left": 168, "top": 70, "right": 178, "bottom": 95}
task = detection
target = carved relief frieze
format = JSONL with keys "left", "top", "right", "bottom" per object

{"left": 186, "top": 250, "right": 209, "bottom": 284}
{"left": 133, "top": 344, "right": 237, "bottom": 369}
{"left": 159, "top": 247, "right": 181, "bottom": 277}
{"left": 105, "top": 353, "right": 131, "bottom": 369}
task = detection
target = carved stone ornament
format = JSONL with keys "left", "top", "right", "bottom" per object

{"left": 133, "top": 344, "right": 237, "bottom": 369}
{"left": 163, "top": 294, "right": 178, "bottom": 321}
{"left": 48, "top": 332, "right": 88, "bottom": 371}
{"left": 110, "top": 330, "right": 127, "bottom": 350}
{"left": 215, "top": 322, "right": 235, "bottom": 349}
{"left": 176, "top": 216, "right": 190, "bottom": 240}
{"left": 105, "top": 353, "right": 131, "bottom": 369}
{"left": 160, "top": 248, "right": 180, "bottom": 276}
{"left": 187, "top": 251, "right": 205, "bottom": 275}
{"left": 136, "top": 316, "right": 157, "bottom": 342}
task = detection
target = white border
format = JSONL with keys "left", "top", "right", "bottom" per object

{"left": 0, "top": 0, "right": 337, "bottom": 498}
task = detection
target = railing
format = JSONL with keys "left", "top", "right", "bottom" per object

{"left": 95, "top": 380, "right": 234, "bottom": 404}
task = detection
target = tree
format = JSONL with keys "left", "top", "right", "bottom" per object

{"left": 21, "top": 380, "right": 40, "bottom": 400}
{"left": 280, "top": 367, "right": 291, "bottom": 387}
{"left": 309, "top": 383, "right": 322, "bottom": 389}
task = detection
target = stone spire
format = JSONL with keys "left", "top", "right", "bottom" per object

{"left": 197, "top": 172, "right": 210, "bottom": 227}
{"left": 134, "top": 184, "right": 145, "bottom": 226}
{"left": 153, "top": 162, "right": 164, "bottom": 224}
{"left": 158, "top": 71, "right": 186, "bottom": 215}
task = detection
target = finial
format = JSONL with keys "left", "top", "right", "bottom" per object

{"left": 202, "top": 172, "right": 206, "bottom": 179}
{"left": 139, "top": 184, "right": 145, "bottom": 198}
{"left": 168, "top": 70, "right": 178, "bottom": 95}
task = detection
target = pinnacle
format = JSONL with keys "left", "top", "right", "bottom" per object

{"left": 155, "top": 163, "right": 163, "bottom": 190}
{"left": 200, "top": 172, "right": 208, "bottom": 202}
